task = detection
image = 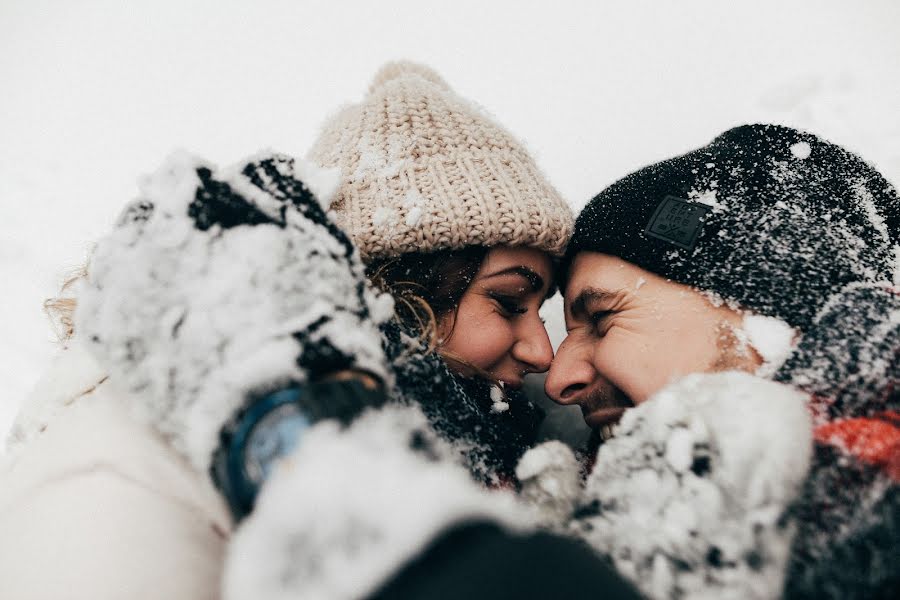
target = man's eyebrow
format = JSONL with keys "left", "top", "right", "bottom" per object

{"left": 568, "top": 287, "right": 620, "bottom": 320}
{"left": 480, "top": 266, "right": 544, "bottom": 292}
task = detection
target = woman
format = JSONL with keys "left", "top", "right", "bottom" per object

{"left": 0, "top": 62, "right": 572, "bottom": 599}
{"left": 303, "top": 61, "right": 573, "bottom": 481}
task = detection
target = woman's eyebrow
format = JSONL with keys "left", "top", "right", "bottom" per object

{"left": 568, "top": 287, "right": 620, "bottom": 320}
{"left": 480, "top": 266, "right": 544, "bottom": 291}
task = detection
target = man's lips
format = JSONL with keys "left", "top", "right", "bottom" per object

{"left": 584, "top": 406, "right": 627, "bottom": 429}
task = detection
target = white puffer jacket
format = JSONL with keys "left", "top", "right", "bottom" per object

{"left": 1, "top": 342, "right": 525, "bottom": 600}
{"left": 0, "top": 344, "right": 232, "bottom": 600}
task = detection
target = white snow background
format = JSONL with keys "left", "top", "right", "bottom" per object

{"left": 2, "top": 0, "right": 899, "bottom": 441}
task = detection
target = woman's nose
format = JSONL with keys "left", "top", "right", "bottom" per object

{"left": 544, "top": 338, "right": 594, "bottom": 405}
{"left": 513, "top": 317, "right": 554, "bottom": 373}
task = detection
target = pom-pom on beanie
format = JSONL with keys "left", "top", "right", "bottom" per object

{"left": 566, "top": 124, "right": 900, "bottom": 331}
{"left": 308, "top": 61, "right": 573, "bottom": 260}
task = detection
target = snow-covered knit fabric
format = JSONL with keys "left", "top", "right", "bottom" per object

{"left": 566, "top": 124, "right": 900, "bottom": 331}
{"left": 776, "top": 283, "right": 899, "bottom": 423}
{"left": 73, "top": 149, "right": 544, "bottom": 485}
{"left": 383, "top": 320, "right": 544, "bottom": 485}
{"left": 516, "top": 440, "right": 583, "bottom": 530}
{"left": 307, "top": 61, "right": 573, "bottom": 260}
{"left": 774, "top": 283, "right": 900, "bottom": 599}
{"left": 74, "top": 151, "right": 394, "bottom": 472}
{"left": 571, "top": 372, "right": 813, "bottom": 600}
{"left": 223, "top": 405, "right": 529, "bottom": 600}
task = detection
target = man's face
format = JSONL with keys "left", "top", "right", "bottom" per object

{"left": 544, "top": 252, "right": 760, "bottom": 432}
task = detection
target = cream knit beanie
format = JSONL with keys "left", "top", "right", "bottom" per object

{"left": 308, "top": 61, "right": 573, "bottom": 260}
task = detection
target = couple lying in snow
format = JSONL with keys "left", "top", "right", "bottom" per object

{"left": 1, "top": 62, "right": 897, "bottom": 600}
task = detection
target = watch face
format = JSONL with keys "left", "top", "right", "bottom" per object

{"left": 243, "top": 402, "right": 312, "bottom": 484}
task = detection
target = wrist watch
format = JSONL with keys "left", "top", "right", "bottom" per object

{"left": 211, "top": 377, "right": 386, "bottom": 521}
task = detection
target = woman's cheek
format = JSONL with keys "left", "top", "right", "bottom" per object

{"left": 474, "top": 317, "right": 519, "bottom": 370}
{"left": 442, "top": 313, "right": 500, "bottom": 369}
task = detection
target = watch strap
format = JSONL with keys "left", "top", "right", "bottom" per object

{"left": 211, "top": 378, "right": 387, "bottom": 521}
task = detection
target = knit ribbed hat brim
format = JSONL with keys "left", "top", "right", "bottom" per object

{"left": 309, "top": 61, "right": 573, "bottom": 260}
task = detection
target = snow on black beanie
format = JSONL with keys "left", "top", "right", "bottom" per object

{"left": 566, "top": 124, "right": 900, "bottom": 331}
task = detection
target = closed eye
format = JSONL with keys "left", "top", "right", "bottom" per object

{"left": 590, "top": 310, "right": 614, "bottom": 334}
{"left": 590, "top": 310, "right": 611, "bottom": 323}
{"left": 489, "top": 292, "right": 527, "bottom": 316}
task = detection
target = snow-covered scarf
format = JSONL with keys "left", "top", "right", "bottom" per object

{"left": 551, "top": 283, "right": 899, "bottom": 599}
{"left": 382, "top": 320, "right": 543, "bottom": 486}
{"left": 775, "top": 283, "right": 900, "bottom": 599}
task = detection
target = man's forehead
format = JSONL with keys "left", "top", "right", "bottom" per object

{"left": 563, "top": 253, "right": 641, "bottom": 314}
{"left": 565, "top": 252, "right": 619, "bottom": 295}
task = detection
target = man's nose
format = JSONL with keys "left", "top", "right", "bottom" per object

{"left": 544, "top": 339, "right": 595, "bottom": 405}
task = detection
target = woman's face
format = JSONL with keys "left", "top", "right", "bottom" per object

{"left": 438, "top": 246, "right": 554, "bottom": 389}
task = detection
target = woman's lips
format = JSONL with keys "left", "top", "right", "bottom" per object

{"left": 499, "top": 378, "right": 523, "bottom": 390}
{"left": 584, "top": 406, "right": 627, "bottom": 429}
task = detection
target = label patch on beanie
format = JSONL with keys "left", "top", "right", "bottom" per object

{"left": 644, "top": 196, "right": 710, "bottom": 250}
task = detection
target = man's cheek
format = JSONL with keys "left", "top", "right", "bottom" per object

{"left": 593, "top": 350, "right": 631, "bottom": 397}
{"left": 595, "top": 345, "right": 658, "bottom": 406}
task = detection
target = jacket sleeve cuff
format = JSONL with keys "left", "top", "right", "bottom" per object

{"left": 222, "top": 405, "right": 528, "bottom": 600}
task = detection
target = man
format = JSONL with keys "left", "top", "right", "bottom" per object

{"left": 546, "top": 124, "right": 899, "bottom": 599}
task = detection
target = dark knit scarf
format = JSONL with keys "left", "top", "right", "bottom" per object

{"left": 380, "top": 320, "right": 544, "bottom": 486}
{"left": 775, "top": 284, "right": 900, "bottom": 599}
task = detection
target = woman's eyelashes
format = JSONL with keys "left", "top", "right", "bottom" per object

{"left": 487, "top": 291, "right": 527, "bottom": 316}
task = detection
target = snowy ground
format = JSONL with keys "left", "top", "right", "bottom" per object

{"left": 2, "top": 0, "right": 899, "bottom": 441}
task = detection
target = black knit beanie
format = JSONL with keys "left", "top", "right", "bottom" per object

{"left": 566, "top": 124, "right": 900, "bottom": 331}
